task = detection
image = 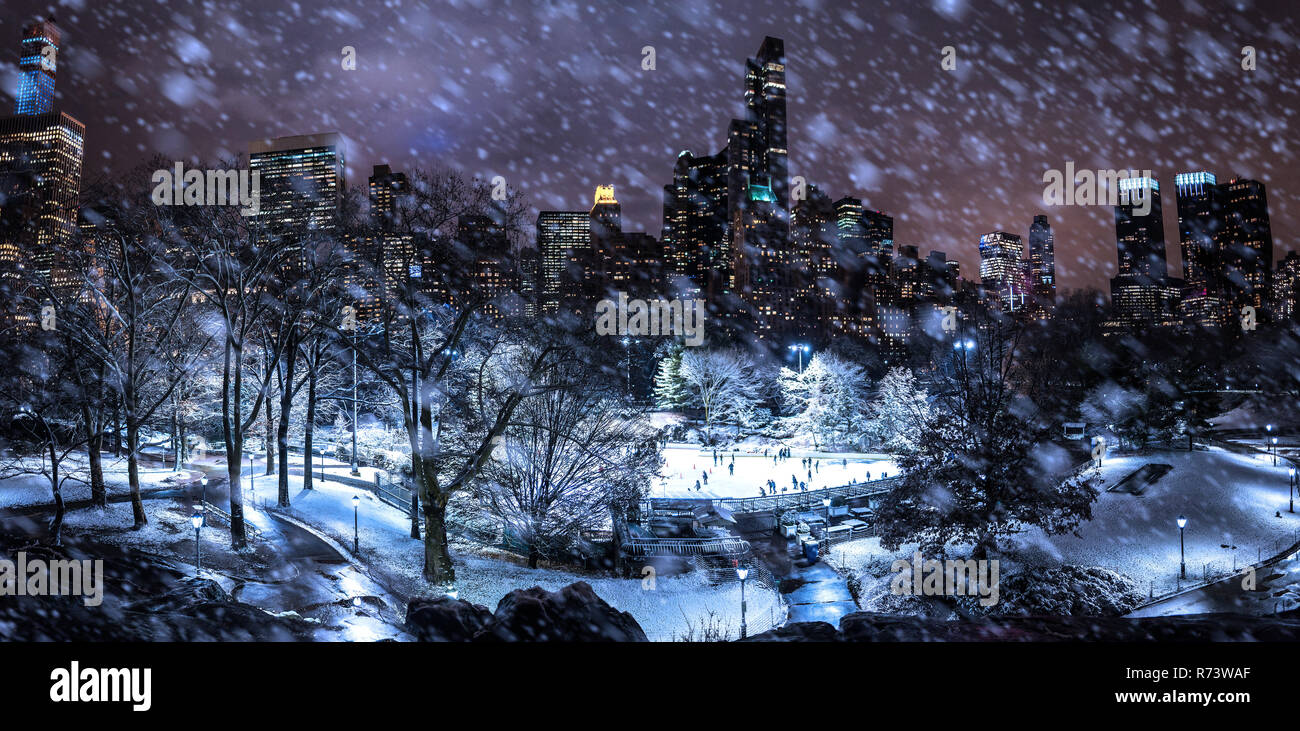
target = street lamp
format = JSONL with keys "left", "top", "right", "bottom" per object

{"left": 822, "top": 497, "right": 832, "bottom": 553}
{"left": 1290, "top": 467, "right": 1296, "bottom": 514}
{"left": 199, "top": 475, "right": 208, "bottom": 505}
{"left": 1177, "top": 515, "right": 1187, "bottom": 579}
{"left": 621, "top": 336, "right": 631, "bottom": 393}
{"left": 191, "top": 511, "right": 205, "bottom": 576}
{"left": 352, "top": 495, "right": 361, "bottom": 553}
{"left": 788, "top": 344, "right": 810, "bottom": 373}
{"left": 1273, "top": 437, "right": 1279, "bottom": 466}
{"left": 351, "top": 331, "right": 361, "bottom": 476}
{"left": 736, "top": 567, "right": 749, "bottom": 639}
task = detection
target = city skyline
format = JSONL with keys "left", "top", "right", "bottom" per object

{"left": 1, "top": 0, "right": 1296, "bottom": 296}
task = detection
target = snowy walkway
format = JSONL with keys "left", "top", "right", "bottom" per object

{"left": 783, "top": 559, "right": 859, "bottom": 626}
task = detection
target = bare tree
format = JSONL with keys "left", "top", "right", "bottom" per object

{"left": 476, "top": 362, "right": 659, "bottom": 568}
{"left": 344, "top": 167, "right": 568, "bottom": 585}
{"left": 680, "top": 348, "right": 760, "bottom": 443}
{"left": 176, "top": 193, "right": 294, "bottom": 548}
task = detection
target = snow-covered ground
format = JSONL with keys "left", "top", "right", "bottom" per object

{"left": 274, "top": 472, "right": 784, "bottom": 640}
{"left": 654, "top": 444, "right": 897, "bottom": 499}
{"left": 0, "top": 454, "right": 196, "bottom": 509}
{"left": 1013, "top": 447, "right": 1300, "bottom": 593}
{"left": 830, "top": 446, "right": 1300, "bottom": 603}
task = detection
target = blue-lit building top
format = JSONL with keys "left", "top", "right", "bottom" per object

{"left": 15, "top": 20, "right": 60, "bottom": 116}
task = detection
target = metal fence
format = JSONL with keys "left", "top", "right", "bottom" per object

{"left": 645, "top": 476, "right": 901, "bottom": 518}
{"left": 623, "top": 535, "right": 751, "bottom": 559}
{"left": 197, "top": 500, "right": 263, "bottom": 541}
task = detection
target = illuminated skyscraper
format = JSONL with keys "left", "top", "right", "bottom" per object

{"left": 536, "top": 210, "right": 590, "bottom": 315}
{"left": 15, "top": 19, "right": 59, "bottom": 116}
{"left": 661, "top": 150, "right": 729, "bottom": 296}
{"left": 1274, "top": 251, "right": 1300, "bottom": 322}
{"left": 1027, "top": 214, "right": 1056, "bottom": 316}
{"left": 248, "top": 133, "right": 346, "bottom": 249}
{"left": 1175, "top": 171, "right": 1229, "bottom": 327}
{"left": 743, "top": 37, "right": 789, "bottom": 211}
{"left": 1108, "top": 176, "right": 1178, "bottom": 331}
{"left": 0, "top": 17, "right": 84, "bottom": 289}
{"left": 1221, "top": 177, "right": 1273, "bottom": 315}
{"left": 368, "top": 164, "right": 408, "bottom": 232}
{"left": 978, "top": 231, "right": 1024, "bottom": 308}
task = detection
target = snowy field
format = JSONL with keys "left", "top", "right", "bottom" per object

{"left": 0, "top": 454, "right": 195, "bottom": 509}
{"left": 277, "top": 473, "right": 784, "bottom": 641}
{"left": 654, "top": 444, "right": 898, "bottom": 499}
{"left": 831, "top": 446, "right": 1300, "bottom": 599}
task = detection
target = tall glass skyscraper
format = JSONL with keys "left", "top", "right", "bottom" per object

{"left": 1174, "top": 171, "right": 1228, "bottom": 327}
{"left": 0, "top": 17, "right": 84, "bottom": 292}
{"left": 15, "top": 19, "right": 59, "bottom": 116}
{"left": 536, "top": 210, "right": 590, "bottom": 315}
{"left": 1028, "top": 214, "right": 1056, "bottom": 316}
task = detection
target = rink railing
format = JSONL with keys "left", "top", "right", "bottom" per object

{"left": 622, "top": 535, "right": 752, "bottom": 559}
{"left": 645, "top": 476, "right": 902, "bottom": 517}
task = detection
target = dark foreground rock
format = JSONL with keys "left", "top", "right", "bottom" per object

{"left": 0, "top": 539, "right": 320, "bottom": 641}
{"left": 746, "top": 611, "right": 1300, "bottom": 642}
{"left": 405, "top": 581, "right": 648, "bottom": 642}
{"left": 404, "top": 595, "right": 493, "bottom": 641}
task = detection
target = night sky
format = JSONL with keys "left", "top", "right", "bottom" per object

{"left": 2, "top": 0, "right": 1297, "bottom": 295}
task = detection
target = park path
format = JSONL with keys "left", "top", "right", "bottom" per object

{"left": 740, "top": 514, "right": 860, "bottom": 628}
{"left": 782, "top": 559, "right": 859, "bottom": 625}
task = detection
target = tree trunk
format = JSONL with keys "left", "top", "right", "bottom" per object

{"left": 421, "top": 496, "right": 455, "bottom": 584}
{"left": 223, "top": 340, "right": 247, "bottom": 550}
{"left": 82, "top": 402, "right": 106, "bottom": 508}
{"left": 528, "top": 543, "right": 539, "bottom": 570}
{"left": 264, "top": 400, "right": 275, "bottom": 476}
{"left": 171, "top": 401, "right": 180, "bottom": 471}
{"left": 276, "top": 350, "right": 295, "bottom": 506}
{"left": 303, "top": 367, "right": 317, "bottom": 490}
{"left": 48, "top": 445, "right": 64, "bottom": 545}
{"left": 126, "top": 417, "right": 147, "bottom": 529}
{"left": 409, "top": 489, "right": 420, "bottom": 539}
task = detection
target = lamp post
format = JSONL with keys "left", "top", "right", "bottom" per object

{"left": 199, "top": 475, "right": 208, "bottom": 505}
{"left": 822, "top": 497, "right": 832, "bottom": 555}
{"left": 1273, "top": 437, "right": 1279, "bottom": 467}
{"left": 1290, "top": 467, "right": 1296, "bottom": 514}
{"left": 351, "top": 332, "right": 360, "bottom": 476}
{"left": 1177, "top": 515, "right": 1187, "bottom": 579}
{"left": 624, "top": 335, "right": 634, "bottom": 392}
{"left": 736, "top": 567, "right": 749, "bottom": 639}
{"left": 788, "top": 344, "right": 810, "bottom": 373}
{"left": 352, "top": 495, "right": 360, "bottom": 553}
{"left": 191, "top": 512, "right": 205, "bottom": 576}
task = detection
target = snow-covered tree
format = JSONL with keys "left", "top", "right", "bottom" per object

{"left": 874, "top": 314, "right": 1098, "bottom": 560}
{"left": 477, "top": 364, "right": 659, "bottom": 568}
{"left": 679, "top": 348, "right": 760, "bottom": 443}
{"left": 866, "top": 367, "right": 930, "bottom": 453}
{"left": 652, "top": 347, "right": 690, "bottom": 411}
{"left": 779, "top": 352, "right": 871, "bottom": 449}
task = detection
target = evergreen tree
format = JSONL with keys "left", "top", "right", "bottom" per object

{"left": 653, "top": 348, "right": 690, "bottom": 410}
